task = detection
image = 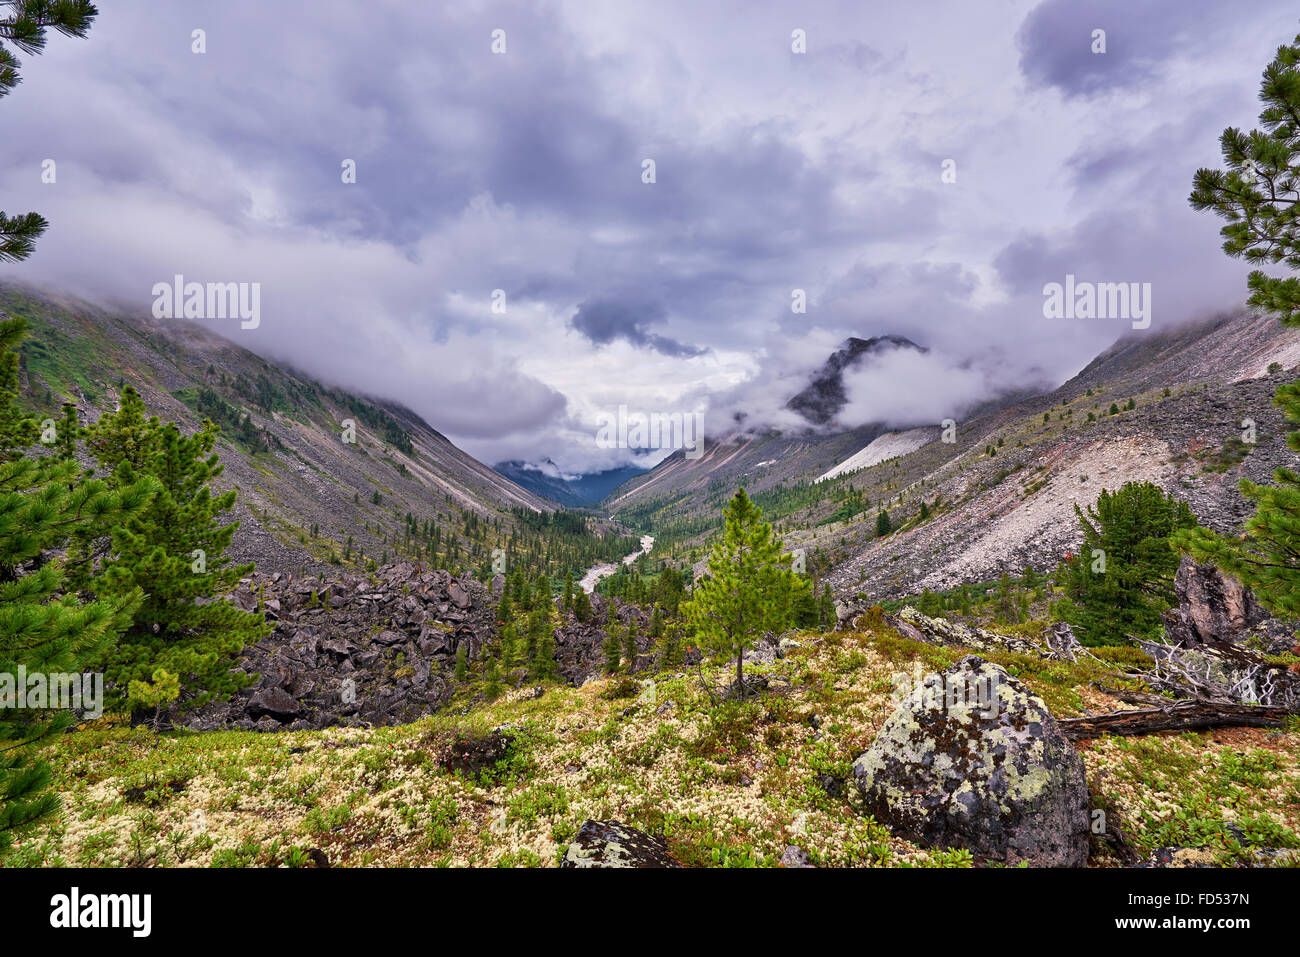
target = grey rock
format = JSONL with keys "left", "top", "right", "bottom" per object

{"left": 447, "top": 582, "right": 471, "bottom": 609}
{"left": 187, "top": 564, "right": 491, "bottom": 731}
{"left": 817, "top": 773, "right": 842, "bottom": 798}
{"left": 561, "top": 820, "right": 681, "bottom": 868}
{"left": 853, "top": 655, "right": 1090, "bottom": 867}
{"left": 247, "top": 687, "right": 302, "bottom": 722}
{"left": 780, "top": 846, "right": 814, "bottom": 868}
{"left": 1163, "top": 555, "right": 1297, "bottom": 654}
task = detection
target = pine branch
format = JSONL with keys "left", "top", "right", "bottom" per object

{"left": 0, "top": 210, "right": 47, "bottom": 262}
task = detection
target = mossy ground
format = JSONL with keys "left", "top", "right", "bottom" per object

{"left": 6, "top": 626, "right": 1299, "bottom": 868}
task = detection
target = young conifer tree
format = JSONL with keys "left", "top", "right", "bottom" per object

{"left": 573, "top": 587, "right": 593, "bottom": 622}
{"left": 71, "top": 386, "right": 270, "bottom": 715}
{"left": 526, "top": 602, "right": 555, "bottom": 680}
{"left": 0, "top": 316, "right": 155, "bottom": 854}
{"left": 1060, "top": 482, "right": 1196, "bottom": 646}
{"left": 681, "top": 488, "right": 808, "bottom": 692}
{"left": 603, "top": 621, "right": 622, "bottom": 674}
{"left": 622, "top": 618, "right": 639, "bottom": 672}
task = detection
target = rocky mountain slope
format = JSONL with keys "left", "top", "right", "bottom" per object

{"left": 818, "top": 313, "right": 1300, "bottom": 599}
{"left": 606, "top": 310, "right": 1300, "bottom": 600}
{"left": 2, "top": 283, "right": 559, "bottom": 577}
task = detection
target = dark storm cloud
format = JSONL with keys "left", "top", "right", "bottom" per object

{"left": 1016, "top": 0, "right": 1233, "bottom": 97}
{"left": 67, "top": 3, "right": 855, "bottom": 263}
{"left": 3, "top": 0, "right": 1297, "bottom": 469}
{"left": 569, "top": 298, "right": 707, "bottom": 358}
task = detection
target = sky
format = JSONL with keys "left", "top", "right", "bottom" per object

{"left": 2, "top": 0, "right": 1295, "bottom": 473}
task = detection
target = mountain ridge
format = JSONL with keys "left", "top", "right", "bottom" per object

{"left": 493, "top": 458, "right": 648, "bottom": 507}
{"left": 603, "top": 309, "right": 1300, "bottom": 601}
{"left": 2, "top": 282, "right": 561, "bottom": 577}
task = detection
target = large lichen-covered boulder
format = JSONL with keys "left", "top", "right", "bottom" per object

{"left": 852, "top": 655, "right": 1090, "bottom": 866}
{"left": 561, "top": 820, "right": 681, "bottom": 868}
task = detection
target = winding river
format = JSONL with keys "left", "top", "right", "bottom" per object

{"left": 578, "top": 534, "right": 654, "bottom": 594}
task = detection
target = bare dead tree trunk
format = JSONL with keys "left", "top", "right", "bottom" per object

{"left": 1061, "top": 700, "right": 1290, "bottom": 740}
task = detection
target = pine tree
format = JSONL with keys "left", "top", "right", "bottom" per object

{"left": 875, "top": 510, "right": 892, "bottom": 537}
{"left": 647, "top": 603, "right": 663, "bottom": 639}
{"left": 509, "top": 568, "right": 528, "bottom": 606}
{"left": 603, "top": 620, "right": 622, "bottom": 674}
{"left": 958, "top": 584, "right": 973, "bottom": 616}
{"left": 653, "top": 566, "right": 685, "bottom": 616}
{"left": 1177, "top": 32, "right": 1300, "bottom": 623}
{"left": 72, "top": 386, "right": 270, "bottom": 715}
{"left": 562, "top": 573, "right": 574, "bottom": 612}
{"left": 0, "top": 1, "right": 99, "bottom": 261}
{"left": 623, "top": 618, "right": 639, "bottom": 672}
{"left": 526, "top": 603, "right": 554, "bottom": 680}
{"left": 1191, "top": 31, "right": 1300, "bottom": 324}
{"left": 817, "top": 582, "right": 836, "bottom": 630}
{"left": 1060, "top": 482, "right": 1197, "bottom": 646}
{"left": 995, "top": 574, "right": 1021, "bottom": 624}
{"left": 0, "top": 315, "right": 156, "bottom": 855}
{"left": 500, "top": 622, "right": 518, "bottom": 670}
{"left": 918, "top": 587, "right": 944, "bottom": 617}
{"left": 454, "top": 642, "right": 468, "bottom": 681}
{"left": 573, "top": 587, "right": 593, "bottom": 623}
{"left": 681, "top": 488, "right": 809, "bottom": 692}
{"left": 658, "top": 619, "right": 683, "bottom": 669}
{"left": 484, "top": 652, "right": 501, "bottom": 700}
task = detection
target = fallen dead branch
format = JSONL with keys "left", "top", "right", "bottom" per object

{"left": 1061, "top": 700, "right": 1292, "bottom": 741}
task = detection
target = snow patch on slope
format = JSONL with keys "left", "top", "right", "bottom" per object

{"left": 818, "top": 427, "right": 936, "bottom": 481}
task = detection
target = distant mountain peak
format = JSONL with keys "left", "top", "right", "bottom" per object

{"left": 787, "top": 334, "right": 926, "bottom": 426}
{"left": 493, "top": 460, "right": 647, "bottom": 507}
